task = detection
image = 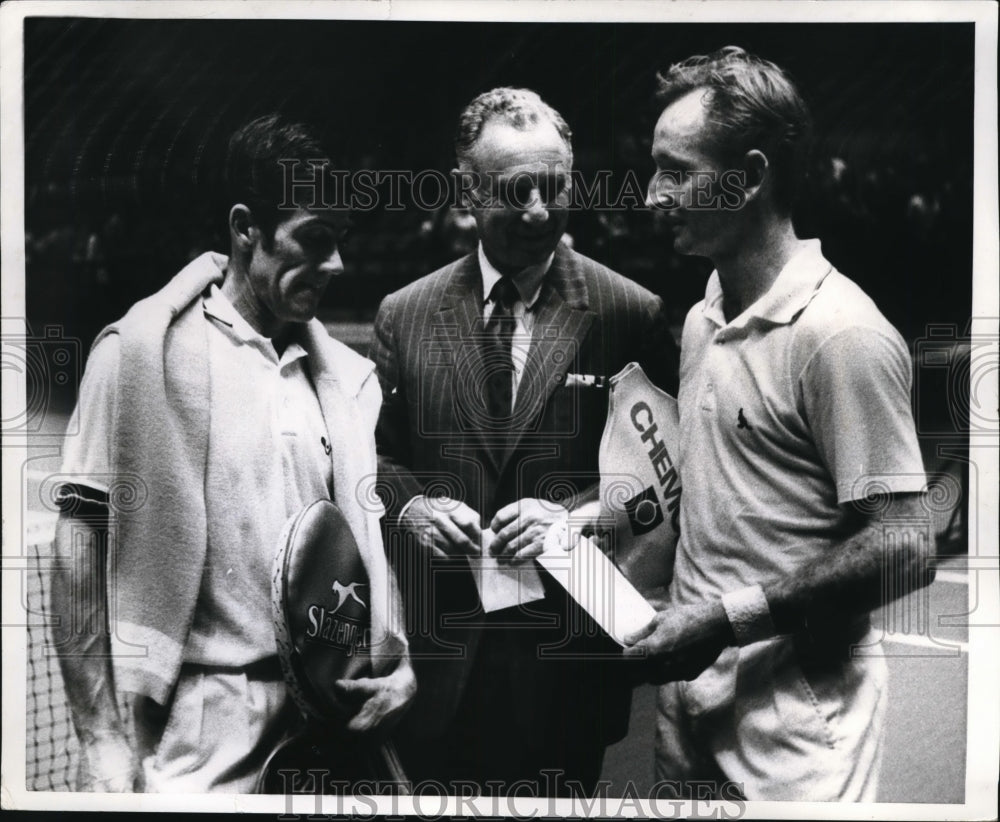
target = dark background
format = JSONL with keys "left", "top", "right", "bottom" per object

{"left": 25, "top": 19, "right": 973, "bottom": 346}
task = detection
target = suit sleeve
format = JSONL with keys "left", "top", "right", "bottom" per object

{"left": 372, "top": 293, "right": 425, "bottom": 521}
{"left": 637, "top": 293, "right": 680, "bottom": 397}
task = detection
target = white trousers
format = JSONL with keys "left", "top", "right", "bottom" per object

{"left": 655, "top": 630, "right": 888, "bottom": 801}
{"left": 133, "top": 666, "right": 292, "bottom": 793}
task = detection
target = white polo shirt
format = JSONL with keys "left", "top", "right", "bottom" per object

{"left": 62, "top": 284, "right": 334, "bottom": 666}
{"left": 671, "top": 239, "right": 926, "bottom": 606}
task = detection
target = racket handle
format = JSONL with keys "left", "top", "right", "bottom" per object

{"left": 378, "top": 741, "right": 410, "bottom": 795}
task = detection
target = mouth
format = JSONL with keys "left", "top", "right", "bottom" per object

{"left": 302, "top": 272, "right": 333, "bottom": 290}
{"left": 518, "top": 230, "right": 558, "bottom": 244}
{"left": 295, "top": 282, "right": 329, "bottom": 306}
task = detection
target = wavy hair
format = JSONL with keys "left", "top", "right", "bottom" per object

{"left": 455, "top": 87, "right": 573, "bottom": 168}
{"left": 656, "top": 46, "right": 812, "bottom": 211}
{"left": 224, "top": 114, "right": 332, "bottom": 242}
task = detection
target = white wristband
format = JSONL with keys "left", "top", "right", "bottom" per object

{"left": 721, "top": 584, "right": 775, "bottom": 647}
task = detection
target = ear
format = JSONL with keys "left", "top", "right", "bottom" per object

{"left": 741, "top": 149, "right": 769, "bottom": 204}
{"left": 229, "top": 204, "right": 258, "bottom": 252}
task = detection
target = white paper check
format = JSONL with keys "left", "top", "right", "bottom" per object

{"left": 472, "top": 529, "right": 546, "bottom": 613}
{"left": 537, "top": 522, "right": 656, "bottom": 646}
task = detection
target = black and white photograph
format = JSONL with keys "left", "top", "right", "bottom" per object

{"left": 1, "top": 1, "right": 997, "bottom": 818}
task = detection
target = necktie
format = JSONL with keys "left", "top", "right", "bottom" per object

{"left": 482, "top": 277, "right": 518, "bottom": 423}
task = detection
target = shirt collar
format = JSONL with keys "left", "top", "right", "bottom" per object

{"left": 478, "top": 243, "right": 553, "bottom": 310}
{"left": 702, "top": 239, "right": 832, "bottom": 329}
{"left": 203, "top": 283, "right": 308, "bottom": 366}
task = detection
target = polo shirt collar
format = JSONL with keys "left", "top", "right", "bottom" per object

{"left": 702, "top": 238, "right": 832, "bottom": 330}
{"left": 478, "top": 243, "right": 552, "bottom": 310}
{"left": 203, "top": 283, "right": 307, "bottom": 366}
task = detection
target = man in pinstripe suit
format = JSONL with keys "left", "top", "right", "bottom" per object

{"left": 372, "top": 88, "right": 679, "bottom": 793}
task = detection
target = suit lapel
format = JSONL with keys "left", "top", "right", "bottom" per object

{"left": 502, "top": 245, "right": 594, "bottom": 469}
{"left": 439, "top": 256, "right": 484, "bottom": 340}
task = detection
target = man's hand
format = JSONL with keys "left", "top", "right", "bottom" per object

{"left": 334, "top": 661, "right": 417, "bottom": 739}
{"left": 75, "top": 731, "right": 143, "bottom": 792}
{"left": 400, "top": 495, "right": 483, "bottom": 558}
{"left": 622, "top": 599, "right": 734, "bottom": 684}
{"left": 488, "top": 498, "right": 569, "bottom": 564}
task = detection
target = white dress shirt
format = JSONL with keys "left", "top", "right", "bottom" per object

{"left": 478, "top": 243, "right": 554, "bottom": 406}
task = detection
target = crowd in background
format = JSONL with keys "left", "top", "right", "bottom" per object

{"left": 25, "top": 144, "right": 971, "bottom": 353}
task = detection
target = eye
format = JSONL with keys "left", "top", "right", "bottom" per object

{"left": 654, "top": 168, "right": 687, "bottom": 184}
{"left": 502, "top": 177, "right": 535, "bottom": 209}
{"left": 647, "top": 170, "right": 687, "bottom": 209}
{"left": 298, "top": 227, "right": 338, "bottom": 257}
{"left": 538, "top": 175, "right": 568, "bottom": 205}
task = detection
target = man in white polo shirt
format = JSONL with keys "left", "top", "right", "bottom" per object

{"left": 623, "top": 47, "right": 934, "bottom": 801}
{"left": 50, "top": 115, "right": 414, "bottom": 793}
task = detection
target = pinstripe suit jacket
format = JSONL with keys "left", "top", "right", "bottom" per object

{"left": 372, "top": 242, "right": 678, "bottom": 739}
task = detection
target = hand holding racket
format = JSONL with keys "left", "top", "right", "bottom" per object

{"left": 259, "top": 499, "right": 414, "bottom": 793}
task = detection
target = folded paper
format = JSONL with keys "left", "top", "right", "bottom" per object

{"left": 472, "top": 528, "right": 547, "bottom": 613}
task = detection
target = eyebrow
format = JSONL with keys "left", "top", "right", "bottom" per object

{"left": 495, "top": 168, "right": 569, "bottom": 182}
{"left": 297, "top": 215, "right": 347, "bottom": 232}
{"left": 651, "top": 149, "right": 695, "bottom": 169}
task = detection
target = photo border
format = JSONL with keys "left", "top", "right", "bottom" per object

{"left": 2, "top": 1, "right": 997, "bottom": 818}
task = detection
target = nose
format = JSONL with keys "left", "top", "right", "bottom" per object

{"left": 646, "top": 173, "right": 681, "bottom": 210}
{"left": 521, "top": 188, "right": 550, "bottom": 225}
{"left": 318, "top": 246, "right": 344, "bottom": 276}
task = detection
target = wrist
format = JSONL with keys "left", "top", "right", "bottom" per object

{"left": 721, "top": 584, "right": 776, "bottom": 647}
{"left": 394, "top": 660, "right": 417, "bottom": 698}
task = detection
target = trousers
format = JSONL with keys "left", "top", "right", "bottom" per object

{"left": 132, "top": 660, "right": 294, "bottom": 793}
{"left": 654, "top": 629, "right": 888, "bottom": 801}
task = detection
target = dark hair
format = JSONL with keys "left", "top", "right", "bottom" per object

{"left": 223, "top": 114, "right": 331, "bottom": 242}
{"left": 656, "top": 46, "right": 812, "bottom": 211}
{"left": 455, "top": 87, "right": 573, "bottom": 168}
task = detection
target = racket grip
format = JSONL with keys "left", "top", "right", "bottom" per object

{"left": 379, "top": 741, "right": 410, "bottom": 795}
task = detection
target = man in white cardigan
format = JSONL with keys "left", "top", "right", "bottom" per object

{"left": 50, "top": 115, "right": 414, "bottom": 793}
